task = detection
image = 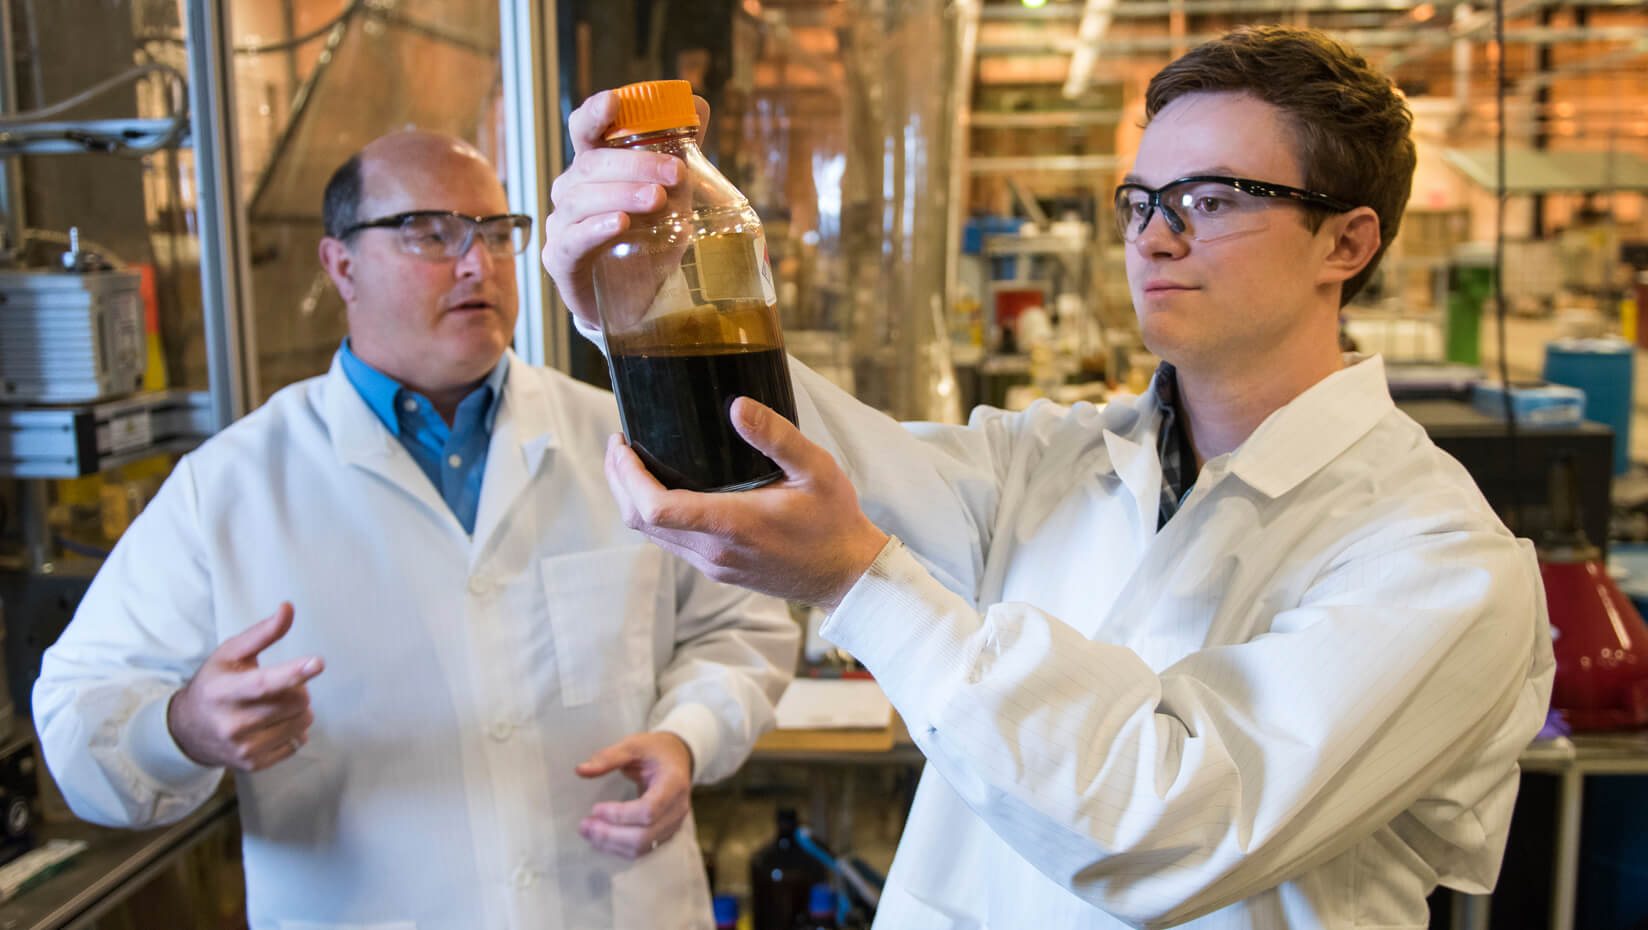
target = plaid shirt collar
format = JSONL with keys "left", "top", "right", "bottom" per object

{"left": 1153, "top": 361, "right": 1195, "bottom": 531}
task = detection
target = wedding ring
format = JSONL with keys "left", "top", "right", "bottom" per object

{"left": 289, "top": 738, "right": 302, "bottom": 754}
{"left": 650, "top": 839, "right": 659, "bottom": 851}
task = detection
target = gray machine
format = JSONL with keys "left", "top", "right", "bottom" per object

{"left": 0, "top": 266, "right": 146, "bottom": 405}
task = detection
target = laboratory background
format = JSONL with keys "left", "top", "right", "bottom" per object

{"left": 0, "top": 0, "right": 1645, "bottom": 928}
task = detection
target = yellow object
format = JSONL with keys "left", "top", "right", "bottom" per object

{"left": 55, "top": 475, "right": 103, "bottom": 509}
{"left": 605, "top": 80, "right": 699, "bottom": 141}
{"left": 1624, "top": 297, "right": 1638, "bottom": 347}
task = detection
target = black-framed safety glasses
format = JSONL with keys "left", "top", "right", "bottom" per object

{"left": 1113, "top": 175, "right": 1358, "bottom": 243}
{"left": 339, "top": 210, "right": 534, "bottom": 260}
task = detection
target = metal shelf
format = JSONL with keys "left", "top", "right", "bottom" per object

{"left": 968, "top": 154, "right": 1119, "bottom": 175}
{"left": 0, "top": 118, "right": 191, "bottom": 157}
{"left": 982, "top": 233, "right": 1092, "bottom": 256}
{"left": 0, "top": 390, "right": 214, "bottom": 478}
{"left": 968, "top": 111, "right": 1120, "bottom": 129}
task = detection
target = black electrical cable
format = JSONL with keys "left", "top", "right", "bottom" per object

{"left": 1493, "top": 0, "right": 1524, "bottom": 533}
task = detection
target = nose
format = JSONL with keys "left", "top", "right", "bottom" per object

{"left": 1132, "top": 206, "right": 1189, "bottom": 260}
{"left": 454, "top": 233, "right": 496, "bottom": 278}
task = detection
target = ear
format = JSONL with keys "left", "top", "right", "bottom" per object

{"left": 318, "top": 236, "right": 358, "bottom": 303}
{"left": 1316, "top": 206, "right": 1381, "bottom": 291}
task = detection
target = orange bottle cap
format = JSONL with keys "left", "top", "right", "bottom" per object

{"left": 605, "top": 80, "right": 699, "bottom": 142}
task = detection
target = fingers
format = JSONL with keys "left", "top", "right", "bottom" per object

{"left": 575, "top": 739, "right": 639, "bottom": 779}
{"left": 578, "top": 781, "right": 690, "bottom": 859}
{"left": 231, "top": 655, "right": 324, "bottom": 703}
{"left": 692, "top": 96, "right": 710, "bottom": 145}
{"left": 241, "top": 715, "right": 313, "bottom": 772}
{"left": 567, "top": 90, "right": 619, "bottom": 153}
{"left": 541, "top": 212, "right": 628, "bottom": 277}
{"left": 551, "top": 149, "right": 680, "bottom": 205}
{"left": 578, "top": 816, "right": 683, "bottom": 860}
{"left": 730, "top": 397, "right": 821, "bottom": 480}
{"left": 216, "top": 602, "right": 294, "bottom": 665}
{"left": 604, "top": 434, "right": 646, "bottom": 524}
{"left": 604, "top": 438, "right": 760, "bottom": 554}
{"left": 604, "top": 436, "right": 703, "bottom": 532}
{"left": 548, "top": 180, "right": 662, "bottom": 229}
{"left": 575, "top": 732, "right": 694, "bottom": 857}
{"left": 590, "top": 770, "right": 689, "bottom": 826}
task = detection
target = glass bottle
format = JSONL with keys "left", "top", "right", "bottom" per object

{"left": 748, "top": 807, "right": 828, "bottom": 930}
{"left": 591, "top": 79, "right": 798, "bottom": 492}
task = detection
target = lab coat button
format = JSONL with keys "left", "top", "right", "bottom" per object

{"left": 489, "top": 720, "right": 514, "bottom": 741}
{"left": 512, "top": 865, "right": 536, "bottom": 888}
{"left": 467, "top": 575, "right": 494, "bottom": 596}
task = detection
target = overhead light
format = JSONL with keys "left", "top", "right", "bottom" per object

{"left": 1023, "top": 0, "right": 1048, "bottom": 7}
{"left": 1411, "top": 3, "right": 1436, "bottom": 22}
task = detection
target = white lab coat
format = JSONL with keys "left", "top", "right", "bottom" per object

{"left": 34, "top": 351, "right": 798, "bottom": 930}
{"left": 790, "top": 355, "right": 1554, "bottom": 929}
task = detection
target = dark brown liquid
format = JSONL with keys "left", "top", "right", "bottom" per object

{"left": 608, "top": 344, "right": 798, "bottom": 492}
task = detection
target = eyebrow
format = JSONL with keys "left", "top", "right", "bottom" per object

{"left": 1121, "top": 165, "right": 1245, "bottom": 186}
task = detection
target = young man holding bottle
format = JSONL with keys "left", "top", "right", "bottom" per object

{"left": 545, "top": 26, "right": 1552, "bottom": 929}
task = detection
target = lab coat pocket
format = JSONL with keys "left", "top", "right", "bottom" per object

{"left": 609, "top": 813, "right": 713, "bottom": 930}
{"left": 240, "top": 746, "right": 340, "bottom": 849}
{"left": 542, "top": 544, "right": 664, "bottom": 707}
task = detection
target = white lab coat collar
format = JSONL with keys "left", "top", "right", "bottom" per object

{"left": 1225, "top": 354, "right": 1393, "bottom": 499}
{"left": 471, "top": 352, "right": 561, "bottom": 561}
{"left": 1100, "top": 396, "right": 1162, "bottom": 537}
{"left": 1099, "top": 354, "right": 1394, "bottom": 507}
{"left": 320, "top": 348, "right": 561, "bottom": 552}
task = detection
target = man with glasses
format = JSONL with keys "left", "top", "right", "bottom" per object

{"left": 545, "top": 25, "right": 1552, "bottom": 928}
{"left": 36, "top": 130, "right": 797, "bottom": 929}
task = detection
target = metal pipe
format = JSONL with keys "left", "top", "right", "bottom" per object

{"left": 187, "top": 0, "right": 256, "bottom": 425}
{"left": 943, "top": 0, "right": 979, "bottom": 375}
{"left": 981, "top": 0, "right": 1639, "bottom": 16}
{"left": 498, "top": 0, "right": 565, "bottom": 372}
{"left": 975, "top": 24, "right": 1648, "bottom": 56}
{"left": 0, "top": 0, "right": 24, "bottom": 257}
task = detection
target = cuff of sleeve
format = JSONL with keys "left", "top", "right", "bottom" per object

{"left": 122, "top": 692, "right": 219, "bottom": 788}
{"left": 652, "top": 702, "right": 723, "bottom": 785}
{"left": 821, "top": 537, "right": 983, "bottom": 724}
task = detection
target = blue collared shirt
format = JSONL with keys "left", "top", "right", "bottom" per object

{"left": 339, "top": 339, "right": 509, "bottom": 534}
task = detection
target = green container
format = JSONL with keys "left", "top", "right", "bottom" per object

{"left": 1445, "top": 264, "right": 1495, "bottom": 366}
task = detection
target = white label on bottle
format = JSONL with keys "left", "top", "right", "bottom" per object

{"left": 755, "top": 233, "right": 777, "bottom": 306}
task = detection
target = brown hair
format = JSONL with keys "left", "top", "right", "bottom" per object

{"left": 1145, "top": 25, "right": 1416, "bottom": 306}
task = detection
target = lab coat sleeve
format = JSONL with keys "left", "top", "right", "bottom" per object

{"left": 785, "top": 359, "right": 1025, "bottom": 603}
{"left": 822, "top": 520, "right": 1551, "bottom": 927}
{"left": 33, "top": 457, "right": 225, "bottom": 828}
{"left": 648, "top": 560, "right": 799, "bottom": 784}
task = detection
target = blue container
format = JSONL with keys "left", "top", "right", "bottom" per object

{"left": 712, "top": 894, "right": 739, "bottom": 929}
{"left": 1543, "top": 338, "right": 1634, "bottom": 474}
{"left": 1470, "top": 380, "right": 1586, "bottom": 428}
{"left": 963, "top": 215, "right": 1024, "bottom": 279}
